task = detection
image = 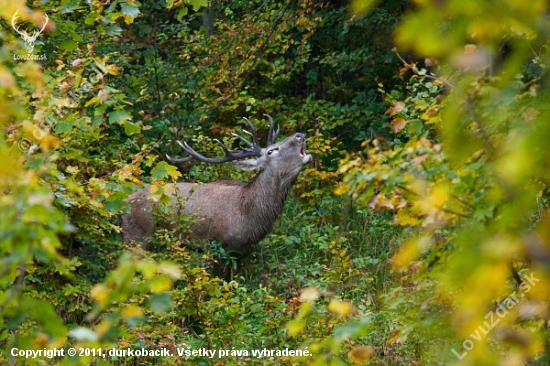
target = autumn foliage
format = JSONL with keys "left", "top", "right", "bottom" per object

{"left": 1, "top": 0, "right": 550, "bottom": 365}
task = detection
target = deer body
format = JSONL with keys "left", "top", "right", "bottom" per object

{"left": 120, "top": 116, "right": 311, "bottom": 257}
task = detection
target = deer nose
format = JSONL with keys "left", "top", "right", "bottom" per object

{"left": 295, "top": 133, "right": 305, "bottom": 143}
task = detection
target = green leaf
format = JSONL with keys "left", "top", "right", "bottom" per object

{"left": 21, "top": 295, "right": 67, "bottom": 337}
{"left": 176, "top": 6, "right": 188, "bottom": 21}
{"left": 108, "top": 109, "right": 132, "bottom": 125}
{"left": 123, "top": 121, "right": 141, "bottom": 136}
{"left": 105, "top": 192, "right": 129, "bottom": 213}
{"left": 60, "top": 39, "right": 78, "bottom": 52}
{"left": 148, "top": 293, "right": 174, "bottom": 313}
{"left": 151, "top": 161, "right": 182, "bottom": 181}
{"left": 54, "top": 120, "right": 73, "bottom": 134}
{"left": 121, "top": 4, "right": 141, "bottom": 18}
{"left": 104, "top": 25, "right": 123, "bottom": 36}
{"left": 59, "top": 3, "right": 82, "bottom": 14}
{"left": 188, "top": 0, "right": 208, "bottom": 11}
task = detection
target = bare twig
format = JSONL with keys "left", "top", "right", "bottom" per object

{"left": 396, "top": 52, "right": 455, "bottom": 89}
{"left": 396, "top": 184, "right": 469, "bottom": 218}
{"left": 207, "top": 1, "right": 292, "bottom": 115}
{"left": 208, "top": 0, "right": 269, "bottom": 66}
{"left": 78, "top": 133, "right": 167, "bottom": 186}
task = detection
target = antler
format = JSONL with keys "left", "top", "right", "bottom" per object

{"left": 11, "top": 11, "right": 48, "bottom": 38}
{"left": 33, "top": 13, "right": 49, "bottom": 38}
{"left": 263, "top": 114, "right": 280, "bottom": 146}
{"left": 167, "top": 117, "right": 263, "bottom": 164}
{"left": 11, "top": 11, "right": 27, "bottom": 37}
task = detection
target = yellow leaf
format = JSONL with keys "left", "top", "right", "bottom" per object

{"left": 138, "top": 260, "right": 157, "bottom": 280}
{"left": 328, "top": 299, "right": 357, "bottom": 317}
{"left": 121, "top": 304, "right": 143, "bottom": 318}
{"left": 123, "top": 14, "right": 134, "bottom": 25}
{"left": 95, "top": 319, "right": 114, "bottom": 339}
{"left": 116, "top": 166, "right": 134, "bottom": 182}
{"left": 392, "top": 236, "right": 433, "bottom": 270}
{"left": 41, "top": 134, "right": 62, "bottom": 150}
{"left": 90, "top": 284, "right": 110, "bottom": 305}
{"left": 23, "top": 122, "right": 62, "bottom": 150}
{"left": 149, "top": 180, "right": 165, "bottom": 197}
{"left": 416, "top": 185, "right": 449, "bottom": 215}
{"left": 393, "top": 210, "right": 421, "bottom": 226}
{"left": 0, "top": 145, "right": 23, "bottom": 185}
{"left": 39, "top": 237, "right": 57, "bottom": 254}
{"left": 385, "top": 328, "right": 403, "bottom": 345}
{"left": 166, "top": 164, "right": 182, "bottom": 181}
{"left": 350, "top": 0, "right": 380, "bottom": 15}
{"left": 32, "top": 332, "right": 49, "bottom": 348}
{"left": 348, "top": 345, "right": 374, "bottom": 363}
{"left": 118, "top": 339, "right": 132, "bottom": 347}
{"left": 149, "top": 276, "right": 172, "bottom": 293}
{"left": 334, "top": 182, "right": 350, "bottom": 196}
{"left": 286, "top": 319, "right": 306, "bottom": 336}
{"left": 158, "top": 261, "right": 182, "bottom": 279}
{"left": 390, "top": 118, "right": 407, "bottom": 133}
{"left": 85, "top": 96, "right": 100, "bottom": 107}
{"left": 106, "top": 64, "right": 120, "bottom": 75}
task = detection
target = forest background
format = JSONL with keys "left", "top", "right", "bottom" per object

{"left": 1, "top": 0, "right": 550, "bottom": 364}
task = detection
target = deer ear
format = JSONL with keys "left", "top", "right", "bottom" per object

{"left": 230, "top": 159, "right": 261, "bottom": 172}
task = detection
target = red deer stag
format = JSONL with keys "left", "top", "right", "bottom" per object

{"left": 120, "top": 115, "right": 312, "bottom": 265}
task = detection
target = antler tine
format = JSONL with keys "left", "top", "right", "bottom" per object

{"left": 11, "top": 11, "right": 26, "bottom": 36}
{"left": 231, "top": 132, "right": 253, "bottom": 148}
{"left": 166, "top": 140, "right": 194, "bottom": 163}
{"left": 167, "top": 117, "right": 265, "bottom": 165}
{"left": 35, "top": 13, "right": 48, "bottom": 36}
{"left": 242, "top": 117, "right": 260, "bottom": 148}
{"left": 175, "top": 137, "right": 261, "bottom": 165}
{"left": 213, "top": 138, "right": 233, "bottom": 155}
{"left": 166, "top": 154, "right": 193, "bottom": 164}
{"left": 264, "top": 114, "right": 280, "bottom": 146}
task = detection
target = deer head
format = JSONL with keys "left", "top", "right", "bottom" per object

{"left": 12, "top": 11, "right": 49, "bottom": 53}
{"left": 167, "top": 114, "right": 311, "bottom": 176}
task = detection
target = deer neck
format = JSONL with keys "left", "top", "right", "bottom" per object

{"left": 241, "top": 169, "right": 297, "bottom": 223}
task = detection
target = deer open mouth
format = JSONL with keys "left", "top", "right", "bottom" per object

{"left": 300, "top": 143, "right": 307, "bottom": 158}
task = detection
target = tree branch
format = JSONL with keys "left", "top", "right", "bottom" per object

{"left": 396, "top": 51, "right": 455, "bottom": 89}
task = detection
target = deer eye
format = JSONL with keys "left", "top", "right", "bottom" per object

{"left": 267, "top": 147, "right": 279, "bottom": 155}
